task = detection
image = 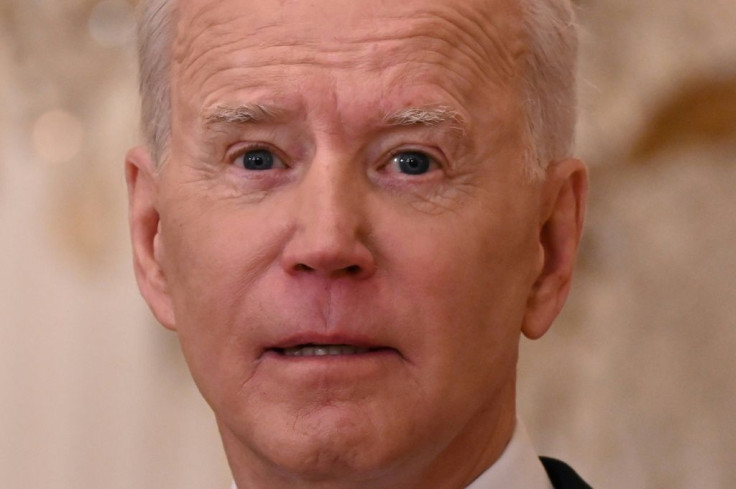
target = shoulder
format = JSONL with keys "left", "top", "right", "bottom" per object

{"left": 539, "top": 457, "right": 593, "bottom": 489}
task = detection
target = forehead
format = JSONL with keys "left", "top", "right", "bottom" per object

{"left": 171, "top": 0, "right": 527, "bottom": 125}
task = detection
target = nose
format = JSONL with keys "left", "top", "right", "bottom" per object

{"left": 280, "top": 156, "right": 376, "bottom": 280}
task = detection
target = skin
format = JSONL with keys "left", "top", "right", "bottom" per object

{"left": 126, "top": 0, "right": 587, "bottom": 488}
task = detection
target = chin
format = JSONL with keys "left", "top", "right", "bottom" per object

{"left": 225, "top": 401, "right": 423, "bottom": 482}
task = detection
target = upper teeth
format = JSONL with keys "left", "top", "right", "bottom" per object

{"left": 283, "top": 345, "right": 370, "bottom": 357}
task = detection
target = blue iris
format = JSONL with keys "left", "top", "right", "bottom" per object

{"left": 395, "top": 152, "right": 431, "bottom": 175}
{"left": 241, "top": 149, "right": 274, "bottom": 170}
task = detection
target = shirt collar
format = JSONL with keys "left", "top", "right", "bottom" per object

{"left": 465, "top": 419, "right": 553, "bottom": 489}
{"left": 231, "top": 420, "right": 552, "bottom": 489}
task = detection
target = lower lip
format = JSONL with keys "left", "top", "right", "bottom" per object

{"left": 258, "top": 348, "right": 402, "bottom": 380}
{"left": 253, "top": 348, "right": 404, "bottom": 395}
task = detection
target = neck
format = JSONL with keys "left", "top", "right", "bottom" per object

{"left": 406, "top": 395, "right": 516, "bottom": 489}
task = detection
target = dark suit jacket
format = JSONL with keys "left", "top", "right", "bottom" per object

{"left": 540, "top": 457, "right": 592, "bottom": 489}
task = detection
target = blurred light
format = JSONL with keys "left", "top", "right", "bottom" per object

{"left": 32, "top": 110, "right": 85, "bottom": 165}
{"left": 88, "top": 0, "right": 136, "bottom": 48}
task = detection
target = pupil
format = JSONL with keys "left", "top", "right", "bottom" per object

{"left": 397, "top": 152, "right": 430, "bottom": 175}
{"left": 243, "top": 150, "right": 274, "bottom": 170}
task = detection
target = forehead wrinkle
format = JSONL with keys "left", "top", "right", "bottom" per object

{"left": 330, "top": 3, "right": 523, "bottom": 82}
{"left": 186, "top": 40, "right": 492, "bottom": 110}
{"left": 174, "top": 0, "right": 521, "bottom": 87}
{"left": 401, "top": 7, "right": 522, "bottom": 83}
{"left": 173, "top": 1, "right": 226, "bottom": 68}
{"left": 173, "top": 9, "right": 305, "bottom": 94}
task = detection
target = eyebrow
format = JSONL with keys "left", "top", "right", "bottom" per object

{"left": 202, "top": 103, "right": 284, "bottom": 127}
{"left": 202, "top": 103, "right": 467, "bottom": 134}
{"left": 382, "top": 106, "right": 466, "bottom": 132}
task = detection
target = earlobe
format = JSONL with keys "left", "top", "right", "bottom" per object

{"left": 126, "top": 147, "right": 177, "bottom": 330}
{"left": 522, "top": 158, "right": 588, "bottom": 340}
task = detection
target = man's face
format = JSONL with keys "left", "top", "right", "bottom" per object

{"left": 128, "top": 0, "right": 584, "bottom": 486}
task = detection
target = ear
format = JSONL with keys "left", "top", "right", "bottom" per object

{"left": 126, "top": 147, "right": 177, "bottom": 330}
{"left": 522, "top": 158, "right": 588, "bottom": 340}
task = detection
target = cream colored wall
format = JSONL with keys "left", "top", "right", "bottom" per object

{"left": 1, "top": 1, "right": 734, "bottom": 488}
{"left": 1, "top": 2, "right": 229, "bottom": 487}
{"left": 517, "top": 2, "right": 736, "bottom": 487}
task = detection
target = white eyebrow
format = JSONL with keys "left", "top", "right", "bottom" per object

{"left": 383, "top": 106, "right": 466, "bottom": 130}
{"left": 202, "top": 104, "right": 466, "bottom": 134}
{"left": 203, "top": 103, "right": 283, "bottom": 126}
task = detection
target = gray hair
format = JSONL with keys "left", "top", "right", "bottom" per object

{"left": 136, "top": 0, "right": 578, "bottom": 175}
{"left": 137, "top": 0, "right": 178, "bottom": 164}
{"left": 520, "top": 0, "right": 578, "bottom": 178}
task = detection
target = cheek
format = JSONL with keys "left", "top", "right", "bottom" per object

{"left": 157, "top": 197, "right": 288, "bottom": 400}
{"left": 384, "top": 207, "right": 537, "bottom": 385}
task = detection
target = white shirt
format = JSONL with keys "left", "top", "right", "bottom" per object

{"left": 231, "top": 420, "right": 552, "bottom": 489}
{"left": 465, "top": 420, "right": 553, "bottom": 489}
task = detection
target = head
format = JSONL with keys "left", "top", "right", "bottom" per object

{"left": 126, "top": 0, "right": 587, "bottom": 487}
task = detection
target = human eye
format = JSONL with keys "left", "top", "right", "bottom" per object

{"left": 233, "top": 147, "right": 286, "bottom": 171}
{"left": 388, "top": 150, "right": 437, "bottom": 176}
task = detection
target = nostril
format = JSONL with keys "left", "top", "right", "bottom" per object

{"left": 293, "top": 262, "right": 362, "bottom": 276}
{"left": 345, "top": 265, "right": 361, "bottom": 275}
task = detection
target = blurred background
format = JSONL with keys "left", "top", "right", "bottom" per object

{"left": 1, "top": 0, "right": 734, "bottom": 488}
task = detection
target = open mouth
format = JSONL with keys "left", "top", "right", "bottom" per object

{"left": 272, "top": 344, "right": 389, "bottom": 358}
